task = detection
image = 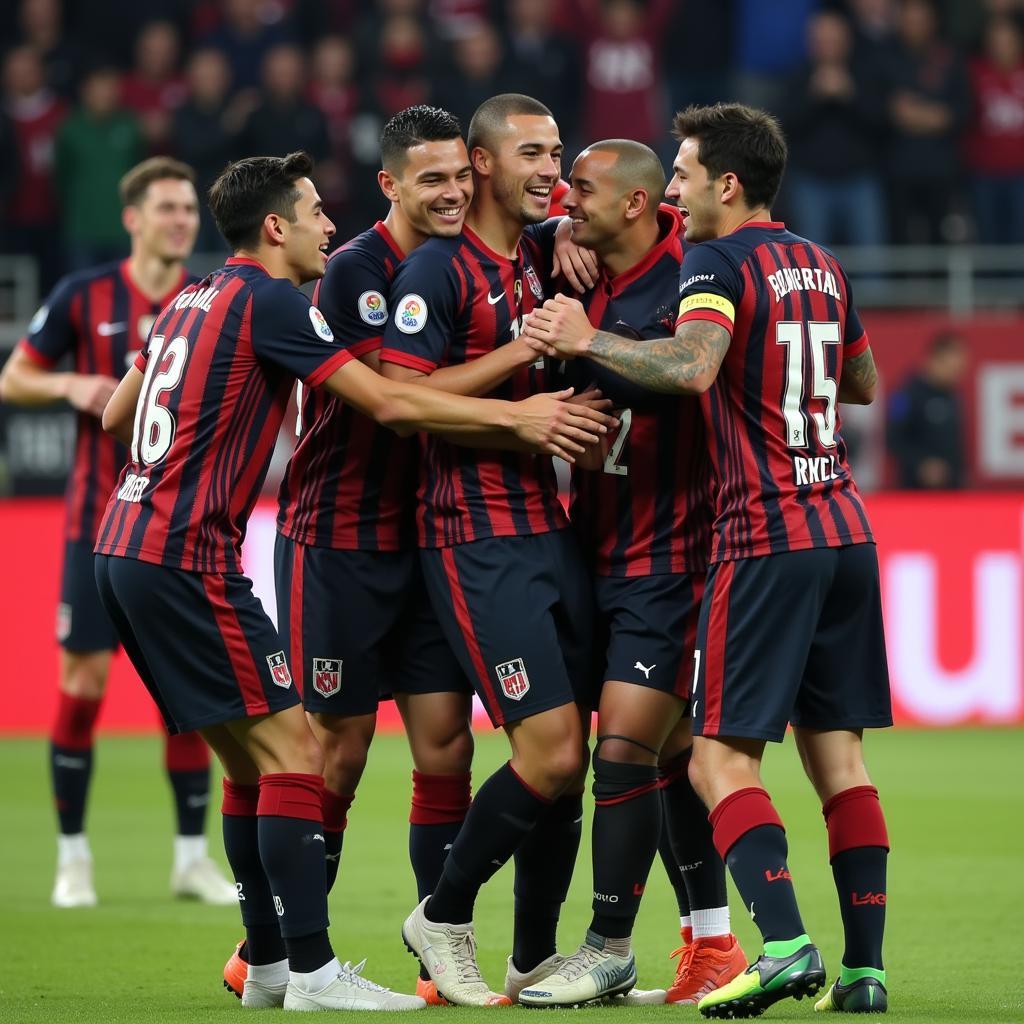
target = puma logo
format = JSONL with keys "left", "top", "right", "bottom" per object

{"left": 634, "top": 661, "right": 655, "bottom": 679}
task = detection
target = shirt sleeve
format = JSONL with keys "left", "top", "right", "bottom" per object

{"left": 313, "top": 247, "right": 391, "bottom": 359}
{"left": 250, "top": 280, "right": 354, "bottom": 387}
{"left": 675, "top": 243, "right": 744, "bottom": 336}
{"left": 18, "top": 276, "right": 79, "bottom": 368}
{"left": 838, "top": 266, "right": 869, "bottom": 358}
{"left": 380, "top": 247, "right": 461, "bottom": 375}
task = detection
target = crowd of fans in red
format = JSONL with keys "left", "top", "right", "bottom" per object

{"left": 2, "top": 0, "right": 1023, "bottom": 289}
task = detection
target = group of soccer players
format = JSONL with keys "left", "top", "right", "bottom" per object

{"left": 3, "top": 91, "right": 893, "bottom": 1018}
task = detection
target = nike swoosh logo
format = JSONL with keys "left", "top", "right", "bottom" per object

{"left": 97, "top": 321, "right": 127, "bottom": 336}
{"left": 487, "top": 290, "right": 504, "bottom": 305}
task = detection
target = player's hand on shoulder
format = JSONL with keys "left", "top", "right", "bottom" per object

{"left": 551, "top": 216, "right": 599, "bottom": 292}
{"left": 523, "top": 295, "right": 594, "bottom": 358}
{"left": 66, "top": 374, "right": 120, "bottom": 418}
{"left": 511, "top": 386, "right": 617, "bottom": 463}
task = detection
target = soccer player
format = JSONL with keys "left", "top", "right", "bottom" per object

{"left": 382, "top": 94, "right": 602, "bottom": 1007}
{"left": 94, "top": 150, "right": 610, "bottom": 1011}
{"left": 269, "top": 106, "right": 478, "bottom": 1007}
{"left": 524, "top": 103, "right": 892, "bottom": 1018}
{"left": 0, "top": 157, "right": 236, "bottom": 909}
{"left": 513, "top": 139, "right": 744, "bottom": 1007}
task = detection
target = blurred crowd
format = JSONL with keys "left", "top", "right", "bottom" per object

{"left": 3, "top": 0, "right": 1024, "bottom": 290}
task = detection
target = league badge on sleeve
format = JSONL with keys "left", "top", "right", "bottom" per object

{"left": 396, "top": 294, "right": 428, "bottom": 334}
{"left": 496, "top": 658, "right": 531, "bottom": 701}
{"left": 28, "top": 305, "right": 49, "bottom": 335}
{"left": 312, "top": 658, "right": 342, "bottom": 698}
{"left": 266, "top": 651, "right": 293, "bottom": 689}
{"left": 524, "top": 266, "right": 544, "bottom": 301}
{"left": 309, "top": 305, "right": 335, "bottom": 342}
{"left": 358, "top": 290, "right": 388, "bottom": 325}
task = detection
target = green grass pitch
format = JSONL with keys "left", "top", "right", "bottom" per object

{"left": 1, "top": 729, "right": 1022, "bottom": 1022}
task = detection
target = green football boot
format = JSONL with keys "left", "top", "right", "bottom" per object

{"left": 698, "top": 941, "right": 825, "bottom": 1019}
{"left": 815, "top": 975, "right": 888, "bottom": 1013}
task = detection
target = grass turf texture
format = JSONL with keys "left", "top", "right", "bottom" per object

{"left": 1, "top": 729, "right": 1021, "bottom": 1022}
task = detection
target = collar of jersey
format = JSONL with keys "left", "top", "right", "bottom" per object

{"left": 373, "top": 220, "right": 406, "bottom": 262}
{"left": 119, "top": 258, "right": 190, "bottom": 308}
{"left": 462, "top": 224, "right": 520, "bottom": 266}
{"left": 226, "top": 256, "right": 271, "bottom": 274}
{"left": 600, "top": 205, "right": 682, "bottom": 297}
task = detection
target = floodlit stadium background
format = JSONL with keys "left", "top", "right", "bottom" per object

{"left": 2, "top": 0, "right": 1023, "bottom": 733}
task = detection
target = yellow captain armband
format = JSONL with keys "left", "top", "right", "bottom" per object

{"left": 677, "top": 292, "right": 735, "bottom": 323}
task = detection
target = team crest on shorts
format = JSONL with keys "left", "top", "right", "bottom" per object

{"left": 266, "top": 651, "right": 293, "bottom": 689}
{"left": 56, "top": 602, "right": 71, "bottom": 643}
{"left": 496, "top": 658, "right": 531, "bottom": 701}
{"left": 524, "top": 266, "right": 544, "bottom": 300}
{"left": 312, "top": 658, "right": 342, "bottom": 698}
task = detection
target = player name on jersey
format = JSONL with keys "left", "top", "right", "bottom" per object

{"left": 765, "top": 265, "right": 842, "bottom": 303}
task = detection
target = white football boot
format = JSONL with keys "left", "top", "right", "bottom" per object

{"left": 284, "top": 959, "right": 426, "bottom": 1011}
{"left": 401, "top": 898, "right": 511, "bottom": 1006}
{"left": 504, "top": 953, "right": 566, "bottom": 1003}
{"left": 518, "top": 931, "right": 637, "bottom": 1007}
{"left": 52, "top": 857, "right": 97, "bottom": 908}
{"left": 171, "top": 856, "right": 238, "bottom": 904}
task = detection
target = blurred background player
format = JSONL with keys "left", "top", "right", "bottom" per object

{"left": 526, "top": 103, "right": 893, "bottom": 1019}
{"left": 517, "top": 140, "right": 743, "bottom": 1007}
{"left": 0, "top": 156, "right": 236, "bottom": 909}
{"left": 385, "top": 94, "right": 603, "bottom": 1006}
{"left": 94, "top": 149, "right": 608, "bottom": 1012}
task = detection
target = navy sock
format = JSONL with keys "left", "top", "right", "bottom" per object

{"left": 725, "top": 825, "right": 805, "bottom": 944}
{"left": 50, "top": 743, "right": 93, "bottom": 835}
{"left": 169, "top": 768, "right": 210, "bottom": 836}
{"left": 657, "top": 816, "right": 690, "bottom": 917}
{"left": 409, "top": 772, "right": 470, "bottom": 901}
{"left": 221, "top": 781, "right": 285, "bottom": 966}
{"left": 832, "top": 847, "right": 887, "bottom": 969}
{"left": 322, "top": 789, "right": 354, "bottom": 895}
{"left": 589, "top": 757, "right": 661, "bottom": 940}
{"left": 512, "top": 791, "right": 583, "bottom": 971}
{"left": 426, "top": 762, "right": 549, "bottom": 926}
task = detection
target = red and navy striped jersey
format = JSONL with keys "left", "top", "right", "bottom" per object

{"left": 17, "top": 260, "right": 191, "bottom": 545}
{"left": 95, "top": 258, "right": 354, "bottom": 573}
{"left": 276, "top": 221, "right": 417, "bottom": 550}
{"left": 380, "top": 225, "right": 568, "bottom": 548}
{"left": 565, "top": 208, "right": 714, "bottom": 577}
{"left": 675, "top": 221, "right": 873, "bottom": 563}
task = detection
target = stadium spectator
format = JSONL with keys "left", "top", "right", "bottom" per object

{"left": 199, "top": 0, "right": 294, "bottom": 93}
{"left": 235, "top": 44, "right": 330, "bottom": 164}
{"left": 364, "top": 14, "right": 434, "bottom": 119}
{"left": 880, "top": 0, "right": 970, "bottom": 243}
{"left": 14, "top": 0, "right": 80, "bottom": 99}
{"left": 965, "top": 14, "right": 1024, "bottom": 243}
{"left": 780, "top": 10, "right": 887, "bottom": 246}
{"left": 573, "top": 0, "right": 675, "bottom": 149}
{"left": 886, "top": 331, "right": 968, "bottom": 489}
{"left": 54, "top": 67, "right": 143, "bottom": 269}
{"left": 170, "top": 48, "right": 236, "bottom": 252}
{"left": 501, "top": 0, "right": 581, "bottom": 143}
{"left": 847, "top": 0, "right": 899, "bottom": 64}
{"left": 433, "top": 21, "right": 513, "bottom": 131}
{"left": 308, "top": 36, "right": 360, "bottom": 219}
{"left": 1, "top": 45, "right": 68, "bottom": 290}
{"left": 663, "top": 0, "right": 734, "bottom": 115}
{"left": 731, "top": 0, "right": 816, "bottom": 111}
{"left": 121, "top": 21, "right": 188, "bottom": 154}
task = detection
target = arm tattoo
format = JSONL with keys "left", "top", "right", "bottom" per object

{"left": 838, "top": 349, "right": 878, "bottom": 403}
{"left": 586, "top": 320, "right": 731, "bottom": 394}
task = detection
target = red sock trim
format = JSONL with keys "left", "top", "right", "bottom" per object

{"left": 508, "top": 762, "right": 554, "bottom": 805}
{"left": 52, "top": 693, "right": 102, "bottom": 751}
{"left": 323, "top": 788, "right": 355, "bottom": 833}
{"left": 257, "top": 773, "right": 324, "bottom": 823}
{"left": 594, "top": 779, "right": 662, "bottom": 806}
{"left": 410, "top": 770, "right": 472, "bottom": 825}
{"left": 164, "top": 731, "right": 210, "bottom": 772}
{"left": 222, "top": 778, "right": 260, "bottom": 816}
{"left": 822, "top": 785, "right": 889, "bottom": 858}
{"left": 709, "top": 787, "right": 784, "bottom": 860}
{"left": 657, "top": 748, "right": 692, "bottom": 789}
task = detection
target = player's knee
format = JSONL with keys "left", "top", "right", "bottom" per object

{"left": 536, "top": 738, "right": 584, "bottom": 789}
{"left": 427, "top": 726, "right": 474, "bottom": 775}
{"left": 687, "top": 748, "right": 712, "bottom": 803}
{"left": 595, "top": 735, "right": 657, "bottom": 765}
{"left": 61, "top": 659, "right": 108, "bottom": 700}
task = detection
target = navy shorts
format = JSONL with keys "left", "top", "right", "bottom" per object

{"left": 692, "top": 543, "right": 892, "bottom": 743}
{"left": 58, "top": 540, "right": 119, "bottom": 652}
{"left": 274, "top": 535, "right": 471, "bottom": 716}
{"left": 420, "top": 530, "right": 594, "bottom": 728}
{"left": 594, "top": 572, "right": 705, "bottom": 702}
{"left": 94, "top": 554, "right": 301, "bottom": 735}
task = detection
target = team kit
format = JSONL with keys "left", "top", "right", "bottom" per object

{"left": 12, "top": 94, "right": 893, "bottom": 1018}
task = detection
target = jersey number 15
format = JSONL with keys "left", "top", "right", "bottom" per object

{"left": 776, "top": 321, "right": 839, "bottom": 449}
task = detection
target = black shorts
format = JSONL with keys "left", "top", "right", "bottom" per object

{"left": 94, "top": 554, "right": 301, "bottom": 735}
{"left": 420, "top": 530, "right": 594, "bottom": 728}
{"left": 594, "top": 572, "right": 705, "bottom": 702}
{"left": 59, "top": 540, "right": 119, "bottom": 653}
{"left": 692, "top": 543, "right": 892, "bottom": 743}
{"left": 274, "top": 535, "right": 471, "bottom": 716}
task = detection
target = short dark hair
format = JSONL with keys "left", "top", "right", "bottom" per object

{"left": 582, "top": 139, "right": 665, "bottom": 213}
{"left": 208, "top": 151, "right": 314, "bottom": 251}
{"left": 467, "top": 93, "right": 553, "bottom": 154}
{"left": 380, "top": 105, "right": 463, "bottom": 173}
{"left": 119, "top": 157, "right": 195, "bottom": 207}
{"left": 672, "top": 103, "right": 787, "bottom": 210}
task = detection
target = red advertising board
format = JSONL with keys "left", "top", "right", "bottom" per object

{"left": 1, "top": 495, "right": 1021, "bottom": 733}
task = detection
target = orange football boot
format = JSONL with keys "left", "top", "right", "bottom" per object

{"left": 666, "top": 933, "right": 747, "bottom": 1005}
{"left": 223, "top": 939, "right": 248, "bottom": 999}
{"left": 416, "top": 976, "right": 451, "bottom": 1006}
